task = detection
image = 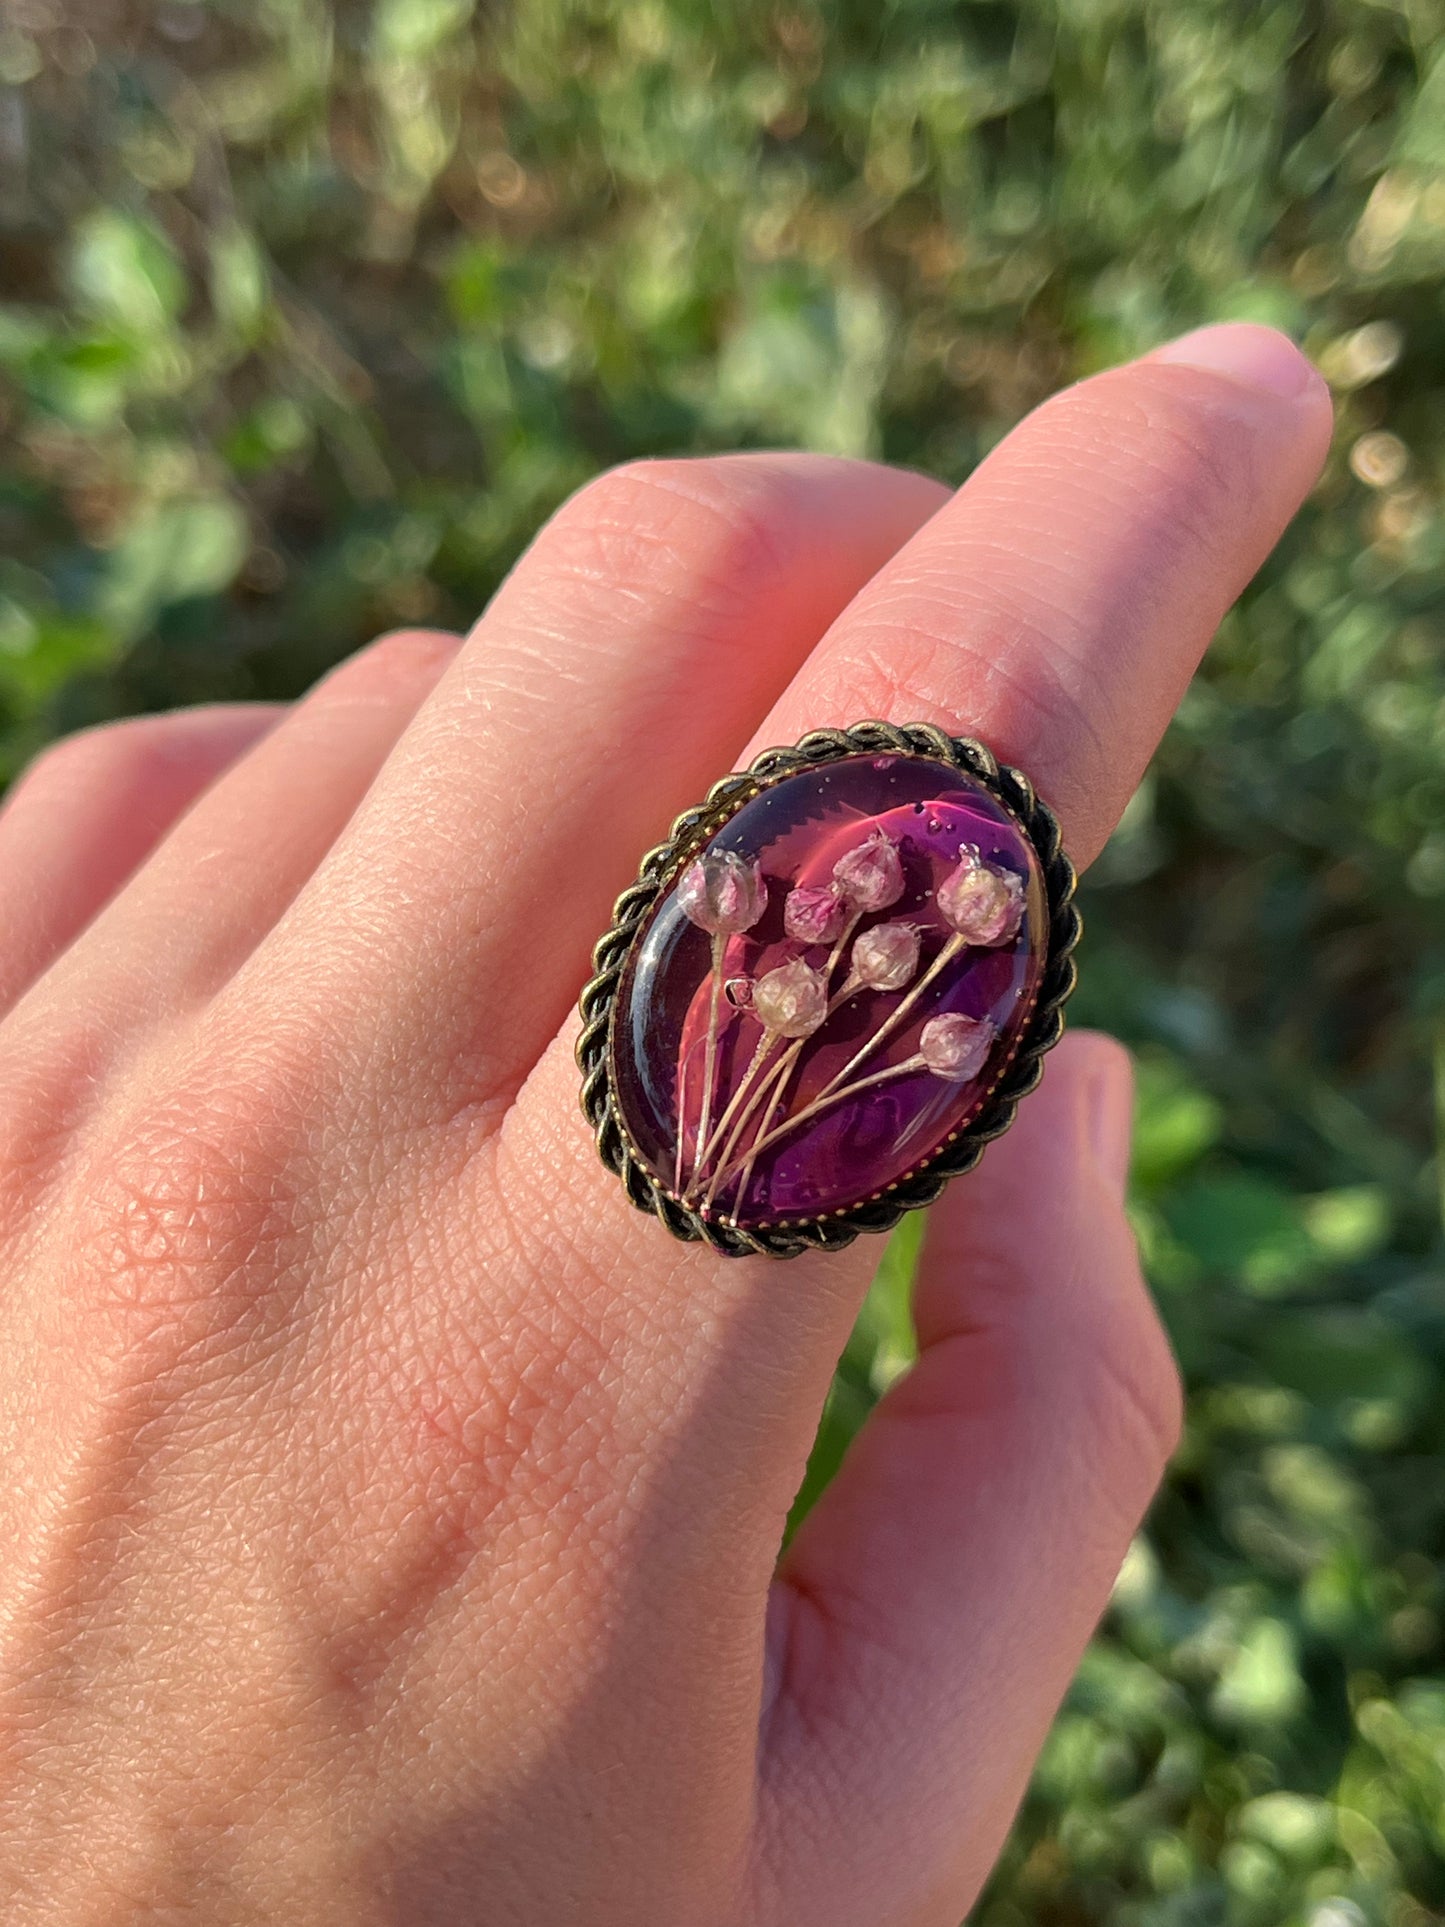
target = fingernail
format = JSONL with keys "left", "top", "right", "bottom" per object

{"left": 1086, "top": 1051, "right": 1135, "bottom": 1194}
{"left": 1149, "top": 322, "right": 1320, "bottom": 400}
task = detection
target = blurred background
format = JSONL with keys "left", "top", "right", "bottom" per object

{"left": 2, "top": 1, "right": 1444, "bottom": 1921}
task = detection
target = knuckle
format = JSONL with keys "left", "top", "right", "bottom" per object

{"left": 394, "top": 1260, "right": 626, "bottom": 1544}
{"left": 325, "top": 1137, "right": 637, "bottom": 1580}
{"left": 0, "top": 1025, "right": 108, "bottom": 1245}
{"left": 951, "top": 1222, "right": 1182, "bottom": 1502}
{"left": 318, "top": 628, "right": 460, "bottom": 703}
{"left": 448, "top": 1332, "right": 618, "bottom": 1526}
{"left": 6, "top": 717, "right": 168, "bottom": 809}
{"left": 1048, "top": 370, "right": 1261, "bottom": 562}
{"left": 1073, "top": 1290, "right": 1184, "bottom": 1494}
{"left": 533, "top": 456, "right": 801, "bottom": 613}
{"left": 68, "top": 1075, "right": 306, "bottom": 1373}
{"left": 821, "top": 611, "right": 1111, "bottom": 807}
{"left": 328, "top": 1289, "right": 629, "bottom": 1650}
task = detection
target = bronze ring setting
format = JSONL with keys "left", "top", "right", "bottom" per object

{"left": 577, "top": 722, "right": 1080, "bottom": 1260}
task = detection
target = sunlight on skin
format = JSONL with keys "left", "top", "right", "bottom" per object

{"left": 0, "top": 327, "right": 1330, "bottom": 1925}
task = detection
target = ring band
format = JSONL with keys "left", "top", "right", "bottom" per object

{"left": 578, "top": 722, "right": 1080, "bottom": 1259}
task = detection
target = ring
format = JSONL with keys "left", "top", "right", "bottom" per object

{"left": 578, "top": 722, "right": 1080, "bottom": 1259}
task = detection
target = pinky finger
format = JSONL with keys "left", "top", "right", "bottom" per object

{"left": 0, "top": 705, "right": 279, "bottom": 1013}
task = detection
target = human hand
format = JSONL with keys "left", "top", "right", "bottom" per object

{"left": 0, "top": 324, "right": 1331, "bottom": 1925}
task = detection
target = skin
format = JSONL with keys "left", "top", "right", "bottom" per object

{"left": 0, "top": 324, "right": 1332, "bottom": 1926}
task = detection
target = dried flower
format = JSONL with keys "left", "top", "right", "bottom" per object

{"left": 919, "top": 1012, "right": 995, "bottom": 1082}
{"left": 936, "top": 848, "right": 1024, "bottom": 946}
{"left": 784, "top": 882, "right": 849, "bottom": 946}
{"left": 752, "top": 958, "right": 829, "bottom": 1038}
{"left": 852, "top": 920, "right": 921, "bottom": 992}
{"left": 678, "top": 851, "right": 766, "bottom": 935}
{"left": 833, "top": 831, "right": 904, "bottom": 913}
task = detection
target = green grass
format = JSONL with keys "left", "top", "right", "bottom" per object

{"left": 3, "top": 2, "right": 1445, "bottom": 1920}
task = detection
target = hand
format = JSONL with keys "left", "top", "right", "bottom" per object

{"left": 0, "top": 324, "right": 1331, "bottom": 1925}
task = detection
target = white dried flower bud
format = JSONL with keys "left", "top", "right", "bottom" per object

{"left": 832, "top": 831, "right": 904, "bottom": 913}
{"left": 677, "top": 851, "right": 766, "bottom": 935}
{"left": 851, "top": 920, "right": 921, "bottom": 992}
{"left": 784, "top": 883, "right": 849, "bottom": 946}
{"left": 752, "top": 958, "right": 829, "bottom": 1038}
{"left": 919, "top": 1012, "right": 995, "bottom": 1082}
{"left": 936, "top": 848, "right": 1024, "bottom": 946}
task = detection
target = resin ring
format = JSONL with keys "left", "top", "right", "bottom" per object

{"left": 577, "top": 722, "right": 1080, "bottom": 1259}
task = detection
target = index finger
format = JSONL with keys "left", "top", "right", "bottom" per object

{"left": 757, "top": 321, "right": 1332, "bottom": 865}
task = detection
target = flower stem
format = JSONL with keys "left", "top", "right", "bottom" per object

{"left": 700, "top": 914, "right": 864, "bottom": 1211}
{"left": 824, "top": 910, "right": 862, "bottom": 989}
{"left": 704, "top": 1042, "right": 797, "bottom": 1211}
{"left": 691, "top": 1029, "right": 779, "bottom": 1198}
{"left": 718, "top": 1053, "right": 929, "bottom": 1209}
{"left": 718, "top": 1046, "right": 802, "bottom": 1215}
{"left": 692, "top": 912, "right": 863, "bottom": 1206}
{"left": 812, "top": 931, "right": 967, "bottom": 1107}
{"left": 674, "top": 1046, "right": 688, "bottom": 1193}
{"left": 690, "top": 931, "right": 727, "bottom": 1191}
{"left": 708, "top": 930, "right": 970, "bottom": 1191}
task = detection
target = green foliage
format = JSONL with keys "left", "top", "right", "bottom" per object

{"left": 2, "top": 1, "right": 1444, "bottom": 1919}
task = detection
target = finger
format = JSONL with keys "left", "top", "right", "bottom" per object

{"left": 15, "top": 631, "right": 461, "bottom": 1033}
{"left": 0, "top": 707, "right": 279, "bottom": 1014}
{"left": 761, "top": 322, "right": 1334, "bottom": 865}
{"left": 484, "top": 328, "right": 1322, "bottom": 1539}
{"left": 755, "top": 1033, "right": 1179, "bottom": 1927}
{"left": 263, "top": 456, "right": 949, "bottom": 1103}
{"left": 505, "top": 329, "right": 1329, "bottom": 1294}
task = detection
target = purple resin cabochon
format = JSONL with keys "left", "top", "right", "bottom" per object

{"left": 609, "top": 752, "right": 1048, "bottom": 1229}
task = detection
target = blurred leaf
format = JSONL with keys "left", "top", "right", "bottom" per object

{"left": 372, "top": 0, "right": 475, "bottom": 61}
{"left": 1237, "top": 1790, "right": 1335, "bottom": 1865}
{"left": 1212, "top": 1618, "right": 1306, "bottom": 1727}
{"left": 851, "top": 1209, "right": 923, "bottom": 1394}
{"left": 1253, "top": 1309, "right": 1430, "bottom": 1418}
{"left": 68, "top": 211, "right": 186, "bottom": 333}
{"left": 1302, "top": 1187, "right": 1391, "bottom": 1265}
{"left": 208, "top": 226, "right": 269, "bottom": 342}
{"left": 101, "top": 500, "right": 250, "bottom": 642}
{"left": 1164, "top": 1171, "right": 1316, "bottom": 1294}
{"left": 1132, "top": 1052, "right": 1225, "bottom": 1188}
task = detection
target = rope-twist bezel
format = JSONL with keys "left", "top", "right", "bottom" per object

{"left": 576, "top": 723, "right": 1080, "bottom": 1259}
